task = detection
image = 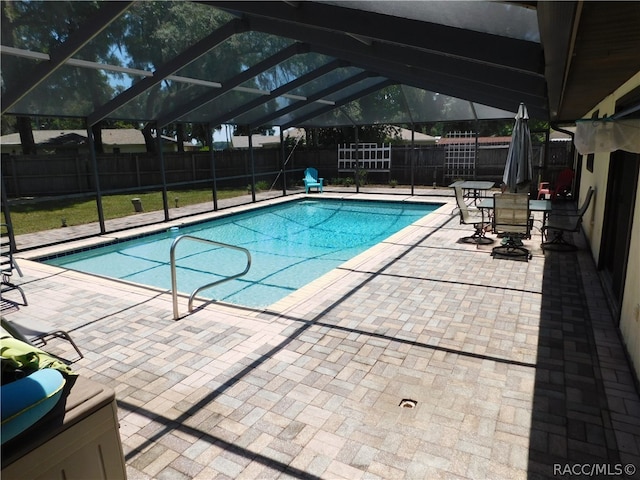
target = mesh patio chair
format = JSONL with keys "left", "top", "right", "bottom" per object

{"left": 491, "top": 193, "right": 532, "bottom": 260}
{"left": 542, "top": 187, "right": 594, "bottom": 252}
{"left": 454, "top": 186, "right": 493, "bottom": 245}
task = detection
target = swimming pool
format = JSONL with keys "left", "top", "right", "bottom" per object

{"left": 44, "top": 199, "right": 440, "bottom": 308}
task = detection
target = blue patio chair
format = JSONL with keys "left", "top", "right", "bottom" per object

{"left": 303, "top": 168, "right": 323, "bottom": 193}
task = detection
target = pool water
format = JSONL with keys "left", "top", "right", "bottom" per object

{"left": 44, "top": 199, "right": 440, "bottom": 308}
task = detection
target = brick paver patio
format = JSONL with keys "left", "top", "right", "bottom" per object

{"left": 2, "top": 190, "right": 639, "bottom": 479}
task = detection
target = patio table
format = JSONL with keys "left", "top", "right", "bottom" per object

{"left": 449, "top": 180, "right": 495, "bottom": 204}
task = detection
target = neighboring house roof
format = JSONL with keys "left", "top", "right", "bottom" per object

{"left": 549, "top": 128, "right": 573, "bottom": 141}
{"left": 230, "top": 134, "right": 281, "bottom": 149}
{"left": 282, "top": 127, "right": 437, "bottom": 144}
{"left": 1, "top": 128, "right": 569, "bottom": 150}
{"left": 436, "top": 136, "right": 513, "bottom": 145}
{"left": 437, "top": 133, "right": 572, "bottom": 145}
{"left": 394, "top": 128, "right": 437, "bottom": 144}
{"left": 0, "top": 129, "right": 182, "bottom": 147}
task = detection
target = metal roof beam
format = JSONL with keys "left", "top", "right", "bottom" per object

{"left": 206, "top": 58, "right": 345, "bottom": 126}
{"left": 1, "top": 1, "right": 133, "bottom": 114}
{"left": 380, "top": 68, "right": 548, "bottom": 120}
{"left": 157, "top": 42, "right": 308, "bottom": 127}
{"left": 87, "top": 18, "right": 248, "bottom": 127}
{"left": 536, "top": 1, "right": 579, "bottom": 119}
{"left": 205, "top": 1, "right": 543, "bottom": 74}
{"left": 249, "top": 71, "right": 373, "bottom": 128}
{"left": 245, "top": 16, "right": 546, "bottom": 109}
{"left": 311, "top": 45, "right": 548, "bottom": 118}
{"left": 157, "top": 42, "right": 307, "bottom": 127}
{"left": 281, "top": 78, "right": 394, "bottom": 129}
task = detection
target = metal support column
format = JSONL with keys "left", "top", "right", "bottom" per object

{"left": 410, "top": 126, "right": 415, "bottom": 195}
{"left": 209, "top": 124, "right": 218, "bottom": 211}
{"left": 354, "top": 127, "right": 360, "bottom": 193}
{"left": 474, "top": 121, "right": 479, "bottom": 180}
{"left": 156, "top": 125, "right": 169, "bottom": 221}
{"left": 280, "top": 129, "right": 287, "bottom": 195}
{"left": 249, "top": 132, "right": 256, "bottom": 203}
{"left": 86, "top": 121, "right": 106, "bottom": 233}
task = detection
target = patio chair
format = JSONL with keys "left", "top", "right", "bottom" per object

{"left": 542, "top": 186, "right": 594, "bottom": 252}
{"left": 491, "top": 192, "right": 532, "bottom": 260}
{"left": 537, "top": 168, "right": 574, "bottom": 200}
{"left": 1, "top": 223, "right": 27, "bottom": 306}
{"left": 303, "top": 167, "right": 323, "bottom": 193}
{"left": 1, "top": 317, "right": 83, "bottom": 361}
{"left": 454, "top": 186, "right": 493, "bottom": 245}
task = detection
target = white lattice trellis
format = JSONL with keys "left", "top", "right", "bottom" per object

{"left": 444, "top": 131, "right": 476, "bottom": 180}
{"left": 338, "top": 143, "right": 391, "bottom": 171}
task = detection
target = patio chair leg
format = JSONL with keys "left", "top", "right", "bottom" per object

{"left": 33, "top": 331, "right": 84, "bottom": 360}
{"left": 1, "top": 277, "right": 28, "bottom": 306}
{"left": 460, "top": 223, "right": 494, "bottom": 246}
{"left": 541, "top": 230, "right": 577, "bottom": 252}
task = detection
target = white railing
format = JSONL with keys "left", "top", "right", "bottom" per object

{"left": 170, "top": 235, "right": 251, "bottom": 320}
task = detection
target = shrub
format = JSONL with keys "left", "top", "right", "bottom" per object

{"left": 255, "top": 180, "right": 270, "bottom": 191}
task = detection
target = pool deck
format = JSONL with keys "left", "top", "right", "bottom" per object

{"left": 3, "top": 188, "right": 639, "bottom": 479}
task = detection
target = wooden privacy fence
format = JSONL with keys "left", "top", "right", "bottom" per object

{"left": 2, "top": 149, "right": 284, "bottom": 197}
{"left": 297, "top": 142, "right": 571, "bottom": 186}
{"left": 1, "top": 142, "right": 571, "bottom": 198}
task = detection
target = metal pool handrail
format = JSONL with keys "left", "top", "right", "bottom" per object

{"left": 170, "top": 234, "right": 252, "bottom": 320}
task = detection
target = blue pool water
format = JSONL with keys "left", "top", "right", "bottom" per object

{"left": 44, "top": 199, "right": 440, "bottom": 308}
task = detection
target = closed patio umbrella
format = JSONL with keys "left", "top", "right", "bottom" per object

{"left": 502, "top": 103, "right": 533, "bottom": 193}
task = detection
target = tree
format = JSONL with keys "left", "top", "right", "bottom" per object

{"left": 119, "top": 2, "right": 257, "bottom": 151}
{"left": 1, "top": 1, "right": 121, "bottom": 150}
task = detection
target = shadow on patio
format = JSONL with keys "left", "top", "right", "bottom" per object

{"left": 2, "top": 194, "right": 639, "bottom": 479}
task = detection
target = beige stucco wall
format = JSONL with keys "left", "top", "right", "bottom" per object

{"left": 623, "top": 182, "right": 640, "bottom": 380}
{"left": 581, "top": 71, "right": 640, "bottom": 381}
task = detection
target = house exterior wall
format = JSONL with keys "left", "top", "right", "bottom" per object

{"left": 582, "top": 71, "right": 640, "bottom": 381}
{"left": 625, "top": 179, "right": 640, "bottom": 380}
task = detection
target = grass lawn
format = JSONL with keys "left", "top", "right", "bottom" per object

{"left": 8, "top": 188, "right": 247, "bottom": 235}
